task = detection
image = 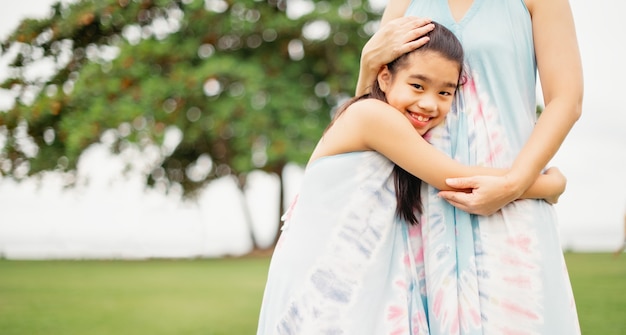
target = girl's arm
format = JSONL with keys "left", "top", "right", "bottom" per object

{"left": 438, "top": 0, "right": 583, "bottom": 215}
{"left": 356, "top": 0, "right": 431, "bottom": 96}
{"left": 524, "top": 167, "right": 566, "bottom": 204}
{"left": 341, "top": 99, "right": 564, "bottom": 201}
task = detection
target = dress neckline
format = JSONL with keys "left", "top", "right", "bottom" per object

{"left": 443, "top": 0, "right": 482, "bottom": 25}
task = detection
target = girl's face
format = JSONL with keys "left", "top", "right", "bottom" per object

{"left": 378, "top": 51, "right": 460, "bottom": 135}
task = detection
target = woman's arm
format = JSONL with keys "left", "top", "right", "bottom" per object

{"left": 337, "top": 99, "right": 564, "bottom": 201}
{"left": 438, "top": 0, "right": 583, "bottom": 215}
{"left": 356, "top": 0, "right": 432, "bottom": 96}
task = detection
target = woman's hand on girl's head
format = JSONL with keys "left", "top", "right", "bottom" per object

{"left": 362, "top": 16, "right": 434, "bottom": 68}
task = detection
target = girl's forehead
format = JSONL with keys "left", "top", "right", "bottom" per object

{"left": 399, "top": 52, "right": 462, "bottom": 87}
{"left": 404, "top": 51, "right": 461, "bottom": 70}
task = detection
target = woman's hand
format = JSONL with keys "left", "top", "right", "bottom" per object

{"left": 438, "top": 167, "right": 567, "bottom": 215}
{"left": 437, "top": 175, "right": 524, "bottom": 216}
{"left": 362, "top": 16, "right": 434, "bottom": 68}
{"left": 356, "top": 16, "right": 434, "bottom": 95}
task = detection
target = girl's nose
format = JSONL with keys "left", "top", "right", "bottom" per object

{"left": 417, "top": 95, "right": 437, "bottom": 112}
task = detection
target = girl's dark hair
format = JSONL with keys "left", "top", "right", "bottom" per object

{"left": 328, "top": 22, "right": 464, "bottom": 225}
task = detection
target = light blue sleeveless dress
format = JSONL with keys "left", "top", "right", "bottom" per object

{"left": 257, "top": 151, "right": 430, "bottom": 334}
{"left": 405, "top": 0, "right": 581, "bottom": 334}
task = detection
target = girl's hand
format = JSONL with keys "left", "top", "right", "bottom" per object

{"left": 541, "top": 167, "right": 567, "bottom": 204}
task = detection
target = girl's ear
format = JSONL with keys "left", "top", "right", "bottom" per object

{"left": 377, "top": 66, "right": 392, "bottom": 93}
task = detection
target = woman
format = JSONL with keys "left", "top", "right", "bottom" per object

{"left": 357, "top": 0, "right": 583, "bottom": 333}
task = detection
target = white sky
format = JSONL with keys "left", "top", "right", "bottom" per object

{"left": 0, "top": 0, "right": 625, "bottom": 257}
{"left": 551, "top": 0, "right": 626, "bottom": 239}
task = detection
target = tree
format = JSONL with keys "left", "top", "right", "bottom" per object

{"left": 0, "top": 0, "right": 382, "bottom": 249}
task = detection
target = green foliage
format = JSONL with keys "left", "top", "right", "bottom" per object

{"left": 0, "top": 0, "right": 381, "bottom": 195}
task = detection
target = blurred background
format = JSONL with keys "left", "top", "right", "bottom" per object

{"left": 0, "top": 0, "right": 624, "bottom": 259}
{"left": 1, "top": 1, "right": 625, "bottom": 335}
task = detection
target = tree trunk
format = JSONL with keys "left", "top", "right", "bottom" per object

{"left": 236, "top": 173, "right": 260, "bottom": 251}
{"left": 239, "top": 162, "right": 286, "bottom": 255}
{"left": 272, "top": 170, "right": 285, "bottom": 247}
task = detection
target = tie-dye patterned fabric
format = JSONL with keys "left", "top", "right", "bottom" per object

{"left": 404, "top": 0, "right": 581, "bottom": 334}
{"left": 257, "top": 151, "right": 430, "bottom": 335}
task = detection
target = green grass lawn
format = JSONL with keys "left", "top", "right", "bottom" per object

{"left": 565, "top": 253, "right": 626, "bottom": 335}
{"left": 0, "top": 257, "right": 271, "bottom": 335}
{"left": 0, "top": 253, "right": 624, "bottom": 334}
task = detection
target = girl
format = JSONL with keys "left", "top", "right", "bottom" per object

{"left": 256, "top": 22, "right": 565, "bottom": 335}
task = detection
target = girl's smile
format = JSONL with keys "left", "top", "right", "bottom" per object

{"left": 406, "top": 111, "right": 434, "bottom": 129}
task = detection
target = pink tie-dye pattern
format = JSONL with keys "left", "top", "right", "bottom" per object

{"left": 395, "top": 279, "right": 409, "bottom": 290}
{"left": 507, "top": 234, "right": 532, "bottom": 253}
{"left": 500, "top": 254, "right": 537, "bottom": 269}
{"left": 503, "top": 275, "right": 532, "bottom": 289}
{"left": 433, "top": 290, "right": 444, "bottom": 317}
{"left": 450, "top": 321, "right": 459, "bottom": 334}
{"left": 386, "top": 303, "right": 409, "bottom": 335}
{"left": 462, "top": 74, "right": 511, "bottom": 167}
{"left": 500, "top": 300, "right": 540, "bottom": 320}
{"left": 470, "top": 309, "right": 481, "bottom": 325}
{"left": 387, "top": 305, "right": 405, "bottom": 321}
{"left": 465, "top": 78, "right": 484, "bottom": 120}
{"left": 404, "top": 249, "right": 425, "bottom": 268}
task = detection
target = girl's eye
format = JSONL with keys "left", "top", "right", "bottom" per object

{"left": 411, "top": 84, "right": 423, "bottom": 90}
{"left": 440, "top": 90, "right": 455, "bottom": 96}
